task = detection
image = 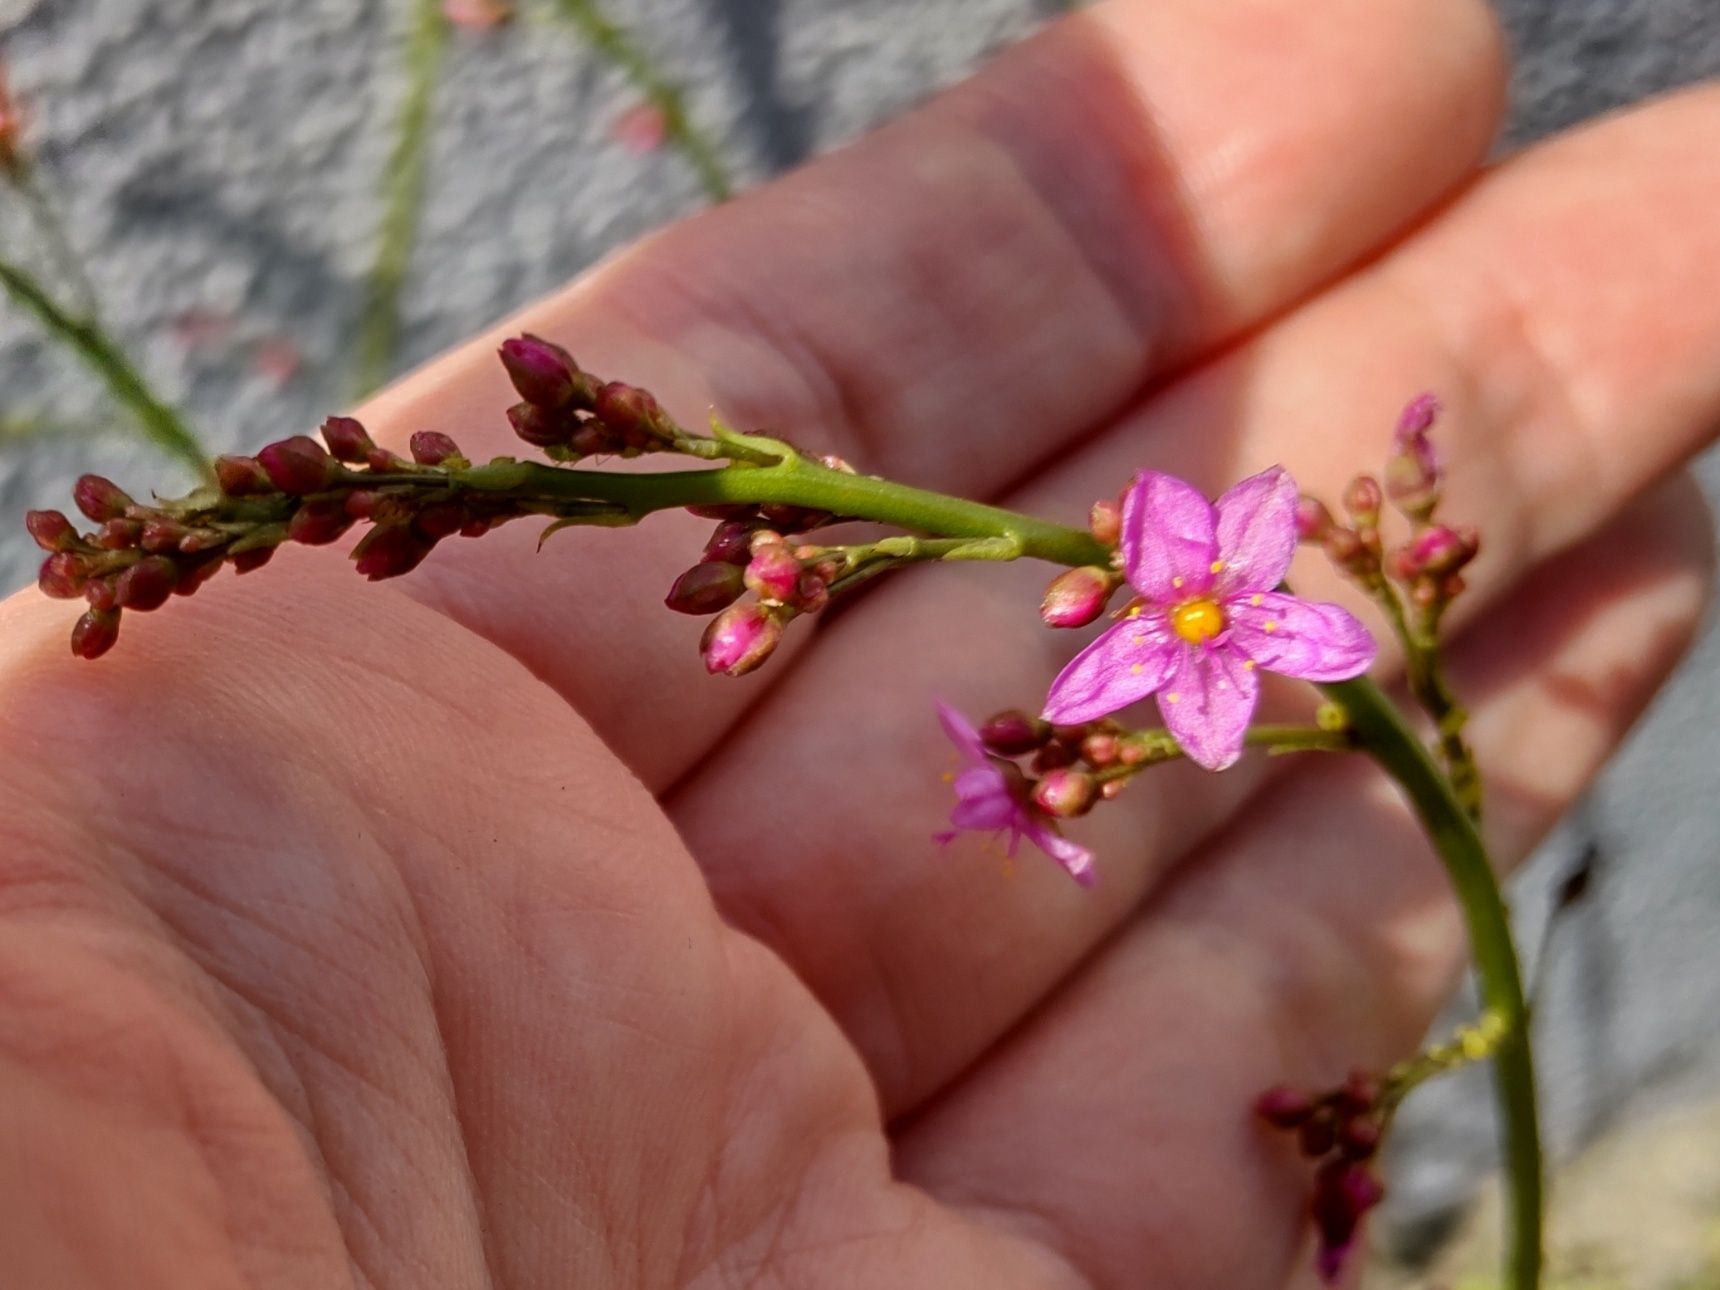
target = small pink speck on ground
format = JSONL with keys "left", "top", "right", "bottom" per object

{"left": 613, "top": 103, "right": 668, "bottom": 155}
{"left": 171, "top": 308, "right": 233, "bottom": 350}
{"left": 442, "top": 0, "right": 514, "bottom": 30}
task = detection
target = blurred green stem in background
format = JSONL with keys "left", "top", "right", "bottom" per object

{"left": 353, "top": 0, "right": 450, "bottom": 399}
{"left": 543, "top": 0, "right": 733, "bottom": 202}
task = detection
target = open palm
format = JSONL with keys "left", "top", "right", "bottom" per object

{"left": 4, "top": 1, "right": 1719, "bottom": 1286}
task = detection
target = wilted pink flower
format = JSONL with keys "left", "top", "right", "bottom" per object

{"left": 935, "top": 703, "right": 1094, "bottom": 886}
{"left": 1386, "top": 393, "right": 1443, "bottom": 520}
{"left": 442, "top": 0, "right": 513, "bottom": 29}
{"left": 1042, "top": 467, "right": 1375, "bottom": 770}
{"left": 613, "top": 103, "right": 668, "bottom": 154}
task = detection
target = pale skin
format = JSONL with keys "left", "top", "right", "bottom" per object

{"left": 2, "top": 0, "right": 1719, "bottom": 1285}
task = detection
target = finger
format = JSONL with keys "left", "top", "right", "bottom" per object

{"left": 347, "top": 0, "right": 1503, "bottom": 786}
{"left": 669, "top": 86, "right": 1720, "bottom": 1114}
{"left": 893, "top": 476, "right": 1714, "bottom": 1290}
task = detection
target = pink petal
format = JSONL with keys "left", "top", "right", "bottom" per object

{"left": 1227, "top": 592, "right": 1376, "bottom": 682}
{"left": 1213, "top": 465, "right": 1299, "bottom": 595}
{"left": 1119, "top": 471, "right": 1218, "bottom": 602}
{"left": 1157, "top": 644, "right": 1260, "bottom": 771}
{"left": 952, "top": 791, "right": 1017, "bottom": 831}
{"left": 935, "top": 700, "right": 989, "bottom": 764}
{"left": 1042, "top": 619, "right": 1178, "bottom": 725}
{"left": 1024, "top": 819, "right": 1097, "bottom": 886}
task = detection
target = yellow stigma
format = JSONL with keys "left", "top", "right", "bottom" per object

{"left": 1170, "top": 597, "right": 1226, "bottom": 645}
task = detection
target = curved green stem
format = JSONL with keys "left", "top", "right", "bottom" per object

{"left": 353, "top": 0, "right": 448, "bottom": 398}
{"left": 1320, "top": 673, "right": 1541, "bottom": 1289}
{"left": 0, "top": 255, "right": 208, "bottom": 476}
{"left": 545, "top": 0, "right": 733, "bottom": 202}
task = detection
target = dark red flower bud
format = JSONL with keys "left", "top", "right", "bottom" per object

{"left": 1041, "top": 566, "right": 1115, "bottom": 628}
{"left": 231, "top": 546, "right": 277, "bottom": 575}
{"left": 409, "top": 431, "right": 464, "bottom": 466}
{"left": 214, "top": 454, "right": 273, "bottom": 496}
{"left": 84, "top": 578, "right": 117, "bottom": 612}
{"left": 1403, "top": 524, "right": 1479, "bottom": 578}
{"left": 594, "top": 381, "right": 666, "bottom": 446}
{"left": 1080, "top": 731, "right": 1121, "bottom": 767}
{"left": 70, "top": 609, "right": 121, "bottom": 660}
{"left": 685, "top": 502, "right": 761, "bottom": 522}
{"left": 140, "top": 519, "right": 190, "bottom": 553}
{"left": 352, "top": 525, "right": 435, "bottom": 580}
{"left": 1338, "top": 1070, "right": 1382, "bottom": 1114}
{"left": 700, "top": 603, "right": 783, "bottom": 677}
{"left": 73, "top": 474, "right": 133, "bottom": 522}
{"left": 1296, "top": 495, "right": 1335, "bottom": 543}
{"left": 288, "top": 498, "right": 355, "bottom": 546}
{"left": 173, "top": 558, "right": 223, "bottom": 597}
{"left": 1032, "top": 741, "right": 1077, "bottom": 774}
{"left": 94, "top": 518, "right": 142, "bottom": 550}
{"left": 666, "top": 562, "right": 747, "bottom": 615}
{"left": 114, "top": 557, "right": 177, "bottom": 611}
{"left": 979, "top": 709, "right": 1051, "bottom": 756}
{"left": 364, "top": 446, "right": 410, "bottom": 473}
{"left": 1255, "top": 1085, "right": 1316, "bottom": 1129}
{"left": 793, "top": 570, "right": 830, "bottom": 614}
{"left": 1298, "top": 1114, "right": 1337, "bottom": 1158}
{"left": 258, "top": 435, "right": 339, "bottom": 494}
{"left": 507, "top": 400, "right": 573, "bottom": 448}
{"left": 759, "top": 503, "right": 835, "bottom": 534}
{"left": 1089, "top": 498, "right": 1123, "bottom": 547}
{"left": 499, "top": 334, "right": 581, "bottom": 409}
{"left": 1338, "top": 1117, "right": 1382, "bottom": 1160}
{"left": 1033, "top": 768, "right": 1097, "bottom": 818}
{"left": 320, "top": 415, "right": 374, "bottom": 463}
{"left": 704, "top": 519, "right": 758, "bottom": 566}
{"left": 25, "top": 509, "right": 77, "bottom": 552}
{"left": 413, "top": 502, "right": 467, "bottom": 540}
{"left": 38, "top": 552, "right": 89, "bottom": 599}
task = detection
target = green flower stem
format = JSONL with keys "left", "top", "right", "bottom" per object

{"left": 1371, "top": 580, "right": 1483, "bottom": 819}
{"left": 544, "top": 0, "right": 733, "bottom": 202}
{"left": 353, "top": 0, "right": 448, "bottom": 398}
{"left": 1320, "top": 671, "right": 1541, "bottom": 1290}
{"left": 0, "top": 254, "right": 208, "bottom": 476}
{"left": 1095, "top": 724, "right": 1353, "bottom": 779}
{"left": 3, "top": 160, "right": 100, "bottom": 318}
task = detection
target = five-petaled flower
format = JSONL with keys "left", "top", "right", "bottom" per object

{"left": 1042, "top": 467, "right": 1375, "bottom": 770}
{"left": 935, "top": 703, "right": 1095, "bottom": 886}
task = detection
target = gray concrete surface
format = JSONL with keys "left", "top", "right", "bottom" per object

{"left": 0, "top": 0, "right": 1717, "bottom": 1263}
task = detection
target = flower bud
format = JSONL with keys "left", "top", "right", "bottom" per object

{"left": 37, "top": 552, "right": 89, "bottom": 599}
{"left": 979, "top": 709, "right": 1051, "bottom": 756}
{"left": 700, "top": 603, "right": 783, "bottom": 677}
{"left": 507, "top": 401, "right": 573, "bottom": 448}
{"left": 25, "top": 509, "right": 77, "bottom": 552}
{"left": 214, "top": 454, "right": 273, "bottom": 496}
{"left": 743, "top": 542, "right": 802, "bottom": 603}
{"left": 1386, "top": 393, "right": 1443, "bottom": 521}
{"left": 1080, "top": 731, "right": 1120, "bottom": 767}
{"left": 665, "top": 562, "right": 746, "bottom": 615}
{"left": 140, "top": 519, "right": 190, "bottom": 553}
{"left": 793, "top": 570, "right": 831, "bottom": 614}
{"left": 759, "top": 503, "right": 835, "bottom": 534}
{"left": 288, "top": 498, "right": 355, "bottom": 546}
{"left": 1032, "top": 767, "right": 1097, "bottom": 818}
{"left": 499, "top": 335, "right": 581, "bottom": 409}
{"left": 1296, "top": 495, "right": 1335, "bottom": 543}
{"left": 352, "top": 525, "right": 435, "bottom": 580}
{"left": 1089, "top": 498, "right": 1122, "bottom": 547}
{"left": 231, "top": 546, "right": 277, "bottom": 575}
{"left": 594, "top": 381, "right": 667, "bottom": 446}
{"left": 409, "top": 430, "right": 464, "bottom": 467}
{"left": 686, "top": 502, "right": 760, "bottom": 522}
{"left": 258, "top": 435, "right": 339, "bottom": 494}
{"left": 94, "top": 518, "right": 142, "bottom": 550}
{"left": 1338, "top": 1117, "right": 1382, "bottom": 1160}
{"left": 114, "top": 557, "right": 177, "bottom": 611}
{"left": 70, "top": 609, "right": 121, "bottom": 660}
{"left": 1403, "top": 524, "right": 1478, "bottom": 578}
{"left": 84, "top": 578, "right": 117, "bottom": 612}
{"left": 1041, "top": 566, "right": 1115, "bottom": 628}
{"left": 414, "top": 502, "right": 467, "bottom": 540}
{"left": 1255, "top": 1085, "right": 1315, "bottom": 1129}
{"left": 1342, "top": 474, "right": 1382, "bottom": 528}
{"left": 704, "top": 519, "right": 757, "bottom": 566}
{"left": 72, "top": 474, "right": 133, "bottom": 522}
{"left": 320, "top": 415, "right": 374, "bottom": 463}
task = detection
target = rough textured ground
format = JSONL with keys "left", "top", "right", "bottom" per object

{"left": 0, "top": 0, "right": 1717, "bottom": 1266}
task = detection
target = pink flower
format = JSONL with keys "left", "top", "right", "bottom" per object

{"left": 1042, "top": 467, "right": 1375, "bottom": 770}
{"left": 936, "top": 703, "right": 1094, "bottom": 886}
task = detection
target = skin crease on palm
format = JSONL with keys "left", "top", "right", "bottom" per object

{"left": 4, "top": 0, "right": 1720, "bottom": 1284}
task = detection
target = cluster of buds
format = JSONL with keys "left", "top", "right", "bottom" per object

{"left": 1298, "top": 395, "right": 1478, "bottom": 626}
{"left": 29, "top": 417, "right": 528, "bottom": 659}
{"left": 500, "top": 334, "right": 689, "bottom": 461}
{"left": 1038, "top": 495, "right": 1128, "bottom": 628}
{"left": 970, "top": 708, "right": 1170, "bottom": 816}
{"left": 1255, "top": 1071, "right": 1388, "bottom": 1283}
{"left": 663, "top": 462, "right": 857, "bottom": 676}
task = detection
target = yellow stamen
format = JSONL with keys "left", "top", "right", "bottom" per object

{"left": 1172, "top": 575, "right": 1185, "bottom": 589}
{"left": 1250, "top": 594, "right": 1263, "bottom": 607}
{"left": 1127, "top": 604, "right": 1143, "bottom": 619}
{"left": 1210, "top": 560, "right": 1226, "bottom": 574}
{"left": 1243, "top": 659, "right": 1257, "bottom": 671}
{"left": 1166, "top": 692, "right": 1180, "bottom": 704}
{"left": 1170, "top": 597, "right": 1226, "bottom": 645}
{"left": 1264, "top": 619, "right": 1278, "bottom": 634}
{"left": 1130, "top": 663, "right": 1143, "bottom": 675}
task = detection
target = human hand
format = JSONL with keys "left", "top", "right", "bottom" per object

{"left": 4, "top": 0, "right": 1718, "bottom": 1285}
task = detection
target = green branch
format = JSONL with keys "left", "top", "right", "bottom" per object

{"left": 353, "top": 0, "right": 449, "bottom": 398}
{"left": 0, "top": 254, "right": 208, "bottom": 476}
{"left": 544, "top": 0, "right": 732, "bottom": 202}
